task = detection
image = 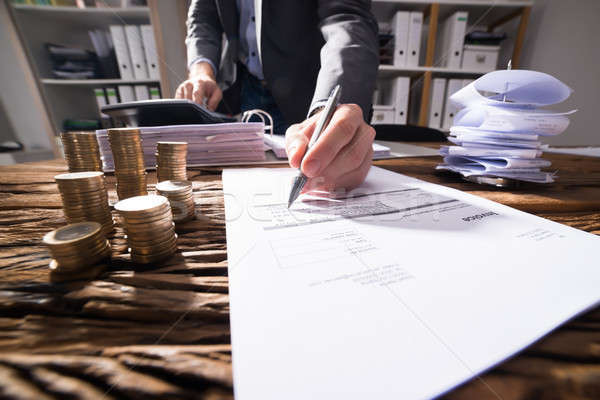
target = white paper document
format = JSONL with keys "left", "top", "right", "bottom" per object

{"left": 263, "top": 135, "right": 438, "bottom": 160}
{"left": 223, "top": 166, "right": 600, "bottom": 400}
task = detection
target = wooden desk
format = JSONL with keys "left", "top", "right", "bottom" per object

{"left": 1, "top": 151, "right": 599, "bottom": 399}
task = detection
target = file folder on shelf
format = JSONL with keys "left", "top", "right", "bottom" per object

{"left": 118, "top": 85, "right": 136, "bottom": 103}
{"left": 428, "top": 78, "right": 447, "bottom": 129}
{"left": 109, "top": 25, "right": 134, "bottom": 80}
{"left": 392, "top": 77, "right": 410, "bottom": 124}
{"left": 134, "top": 85, "right": 149, "bottom": 101}
{"left": 435, "top": 11, "right": 468, "bottom": 69}
{"left": 141, "top": 25, "right": 160, "bottom": 80}
{"left": 391, "top": 11, "right": 409, "bottom": 67}
{"left": 442, "top": 79, "right": 464, "bottom": 130}
{"left": 106, "top": 87, "right": 119, "bottom": 105}
{"left": 149, "top": 86, "right": 161, "bottom": 99}
{"left": 93, "top": 88, "right": 107, "bottom": 112}
{"left": 125, "top": 25, "right": 149, "bottom": 80}
{"left": 406, "top": 12, "right": 423, "bottom": 67}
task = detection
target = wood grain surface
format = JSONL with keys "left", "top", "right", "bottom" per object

{"left": 0, "top": 152, "right": 599, "bottom": 400}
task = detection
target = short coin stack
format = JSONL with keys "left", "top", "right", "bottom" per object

{"left": 60, "top": 131, "right": 103, "bottom": 172}
{"left": 156, "top": 141, "right": 188, "bottom": 182}
{"left": 156, "top": 180, "right": 195, "bottom": 223}
{"left": 43, "top": 221, "right": 111, "bottom": 282}
{"left": 55, "top": 171, "right": 114, "bottom": 236}
{"left": 108, "top": 128, "right": 148, "bottom": 200}
{"left": 114, "top": 195, "right": 178, "bottom": 264}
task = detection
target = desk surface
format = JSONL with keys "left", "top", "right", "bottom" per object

{"left": 1, "top": 149, "right": 599, "bottom": 399}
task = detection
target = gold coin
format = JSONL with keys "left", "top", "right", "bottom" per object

{"left": 115, "top": 194, "right": 169, "bottom": 213}
{"left": 130, "top": 245, "right": 177, "bottom": 263}
{"left": 49, "top": 260, "right": 107, "bottom": 282}
{"left": 129, "top": 236, "right": 177, "bottom": 254}
{"left": 49, "top": 237, "right": 108, "bottom": 256}
{"left": 125, "top": 219, "right": 174, "bottom": 234}
{"left": 43, "top": 222, "right": 102, "bottom": 246}
{"left": 156, "top": 180, "right": 192, "bottom": 192}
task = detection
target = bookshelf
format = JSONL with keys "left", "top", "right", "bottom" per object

{"left": 7, "top": 2, "right": 162, "bottom": 139}
{"left": 372, "top": 0, "right": 533, "bottom": 127}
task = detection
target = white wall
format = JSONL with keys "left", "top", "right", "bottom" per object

{"left": 518, "top": 0, "right": 600, "bottom": 146}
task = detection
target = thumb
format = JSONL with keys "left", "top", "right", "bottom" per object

{"left": 207, "top": 85, "right": 222, "bottom": 111}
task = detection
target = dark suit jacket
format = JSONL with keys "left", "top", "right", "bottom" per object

{"left": 185, "top": 0, "right": 379, "bottom": 124}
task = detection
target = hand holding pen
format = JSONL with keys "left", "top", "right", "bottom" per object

{"left": 285, "top": 86, "right": 376, "bottom": 206}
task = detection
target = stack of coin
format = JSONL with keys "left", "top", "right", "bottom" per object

{"left": 107, "top": 128, "right": 148, "bottom": 200}
{"left": 60, "top": 131, "right": 103, "bottom": 172}
{"left": 114, "top": 195, "right": 178, "bottom": 264}
{"left": 155, "top": 180, "right": 195, "bottom": 223}
{"left": 55, "top": 171, "right": 114, "bottom": 236}
{"left": 156, "top": 141, "right": 188, "bottom": 182}
{"left": 43, "top": 221, "right": 111, "bottom": 282}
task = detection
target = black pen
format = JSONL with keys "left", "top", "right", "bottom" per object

{"left": 287, "top": 85, "right": 341, "bottom": 208}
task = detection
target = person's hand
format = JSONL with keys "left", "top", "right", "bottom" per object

{"left": 285, "top": 104, "right": 375, "bottom": 195}
{"left": 175, "top": 62, "right": 222, "bottom": 111}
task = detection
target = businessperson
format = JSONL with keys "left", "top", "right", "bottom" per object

{"left": 176, "top": 0, "right": 379, "bottom": 193}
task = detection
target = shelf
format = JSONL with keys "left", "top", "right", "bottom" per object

{"left": 12, "top": 4, "right": 150, "bottom": 18}
{"left": 378, "top": 65, "right": 488, "bottom": 77}
{"left": 372, "top": 0, "right": 533, "bottom": 26}
{"left": 42, "top": 78, "right": 159, "bottom": 86}
{"left": 373, "top": 0, "right": 533, "bottom": 6}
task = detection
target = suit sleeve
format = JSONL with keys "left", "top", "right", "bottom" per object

{"left": 186, "top": 0, "right": 224, "bottom": 71}
{"left": 312, "top": 0, "right": 379, "bottom": 121}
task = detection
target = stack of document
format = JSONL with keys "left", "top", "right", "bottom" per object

{"left": 264, "top": 134, "right": 392, "bottom": 160}
{"left": 437, "top": 70, "right": 575, "bottom": 183}
{"left": 96, "top": 123, "right": 265, "bottom": 171}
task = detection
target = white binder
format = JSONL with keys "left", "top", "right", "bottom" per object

{"left": 406, "top": 12, "right": 423, "bottom": 67}
{"left": 140, "top": 25, "right": 160, "bottom": 80}
{"left": 435, "top": 11, "right": 468, "bottom": 69}
{"left": 93, "top": 88, "right": 107, "bottom": 112}
{"left": 428, "top": 78, "right": 446, "bottom": 129}
{"left": 118, "top": 85, "right": 136, "bottom": 103}
{"left": 391, "top": 11, "right": 409, "bottom": 67}
{"left": 149, "top": 86, "right": 161, "bottom": 99}
{"left": 392, "top": 77, "right": 410, "bottom": 124}
{"left": 105, "top": 87, "right": 119, "bottom": 105}
{"left": 134, "top": 85, "right": 149, "bottom": 101}
{"left": 441, "top": 79, "right": 463, "bottom": 130}
{"left": 109, "top": 25, "right": 134, "bottom": 80}
{"left": 124, "top": 25, "right": 149, "bottom": 80}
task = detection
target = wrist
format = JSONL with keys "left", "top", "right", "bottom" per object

{"left": 189, "top": 61, "right": 216, "bottom": 81}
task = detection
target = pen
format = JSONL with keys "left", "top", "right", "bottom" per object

{"left": 287, "top": 84, "right": 341, "bottom": 208}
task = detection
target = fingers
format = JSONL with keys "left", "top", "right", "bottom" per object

{"left": 302, "top": 144, "right": 373, "bottom": 194}
{"left": 317, "top": 122, "right": 375, "bottom": 180}
{"left": 207, "top": 86, "right": 223, "bottom": 111}
{"left": 175, "top": 78, "right": 222, "bottom": 110}
{"left": 284, "top": 113, "right": 320, "bottom": 168}
{"left": 192, "top": 80, "right": 204, "bottom": 105}
{"left": 300, "top": 104, "right": 363, "bottom": 178}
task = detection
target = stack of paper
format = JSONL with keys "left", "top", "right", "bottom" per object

{"left": 437, "top": 70, "right": 575, "bottom": 183}
{"left": 96, "top": 123, "right": 265, "bottom": 171}
{"left": 264, "top": 134, "right": 392, "bottom": 160}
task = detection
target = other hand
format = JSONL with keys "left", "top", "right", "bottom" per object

{"left": 175, "top": 62, "right": 222, "bottom": 111}
{"left": 285, "top": 104, "right": 375, "bottom": 195}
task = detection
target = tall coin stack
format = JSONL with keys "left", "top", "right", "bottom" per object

{"left": 43, "top": 221, "right": 111, "bottom": 282}
{"left": 156, "top": 180, "right": 195, "bottom": 223}
{"left": 60, "top": 131, "right": 103, "bottom": 172}
{"left": 108, "top": 128, "right": 148, "bottom": 200}
{"left": 55, "top": 171, "right": 114, "bottom": 236}
{"left": 114, "top": 195, "right": 178, "bottom": 264}
{"left": 156, "top": 141, "right": 188, "bottom": 182}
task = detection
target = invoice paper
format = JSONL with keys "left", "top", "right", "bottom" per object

{"left": 223, "top": 166, "right": 600, "bottom": 400}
